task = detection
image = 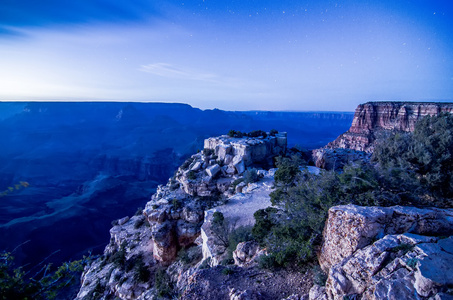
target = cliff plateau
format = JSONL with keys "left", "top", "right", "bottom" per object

{"left": 328, "top": 101, "right": 453, "bottom": 152}
{"left": 75, "top": 127, "right": 453, "bottom": 300}
{"left": 313, "top": 101, "right": 453, "bottom": 169}
{"left": 76, "top": 133, "right": 319, "bottom": 299}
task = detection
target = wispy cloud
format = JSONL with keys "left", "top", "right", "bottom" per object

{"left": 139, "top": 63, "right": 219, "bottom": 82}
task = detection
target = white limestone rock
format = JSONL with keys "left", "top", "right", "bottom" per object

{"left": 206, "top": 164, "right": 221, "bottom": 177}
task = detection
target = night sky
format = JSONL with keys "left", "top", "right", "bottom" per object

{"left": 1, "top": 0, "right": 452, "bottom": 111}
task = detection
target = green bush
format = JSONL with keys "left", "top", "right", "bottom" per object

{"left": 0, "top": 250, "right": 91, "bottom": 300}
{"left": 244, "top": 168, "right": 259, "bottom": 184}
{"left": 202, "top": 148, "right": 215, "bottom": 156}
{"left": 181, "top": 157, "right": 195, "bottom": 169}
{"left": 177, "top": 247, "right": 202, "bottom": 266}
{"left": 312, "top": 265, "right": 328, "bottom": 286}
{"left": 221, "top": 267, "right": 235, "bottom": 275}
{"left": 252, "top": 207, "right": 278, "bottom": 246}
{"left": 133, "top": 258, "right": 150, "bottom": 282}
{"left": 232, "top": 178, "right": 244, "bottom": 189}
{"left": 228, "top": 130, "right": 244, "bottom": 138}
{"left": 248, "top": 130, "right": 267, "bottom": 138}
{"left": 274, "top": 155, "right": 301, "bottom": 185}
{"left": 228, "top": 226, "right": 253, "bottom": 254}
{"left": 372, "top": 113, "right": 453, "bottom": 203}
{"left": 154, "top": 268, "right": 173, "bottom": 298}
{"left": 187, "top": 170, "right": 197, "bottom": 180}
{"left": 199, "top": 257, "right": 211, "bottom": 269}
{"left": 172, "top": 198, "right": 182, "bottom": 210}
{"left": 109, "top": 242, "right": 127, "bottom": 266}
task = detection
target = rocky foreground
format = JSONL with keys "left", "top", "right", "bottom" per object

{"left": 76, "top": 110, "right": 453, "bottom": 299}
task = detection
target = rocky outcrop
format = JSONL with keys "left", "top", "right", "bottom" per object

{"left": 318, "top": 204, "right": 453, "bottom": 300}
{"left": 76, "top": 214, "right": 156, "bottom": 299}
{"left": 141, "top": 134, "right": 286, "bottom": 264}
{"left": 204, "top": 132, "right": 287, "bottom": 170}
{"left": 327, "top": 102, "right": 453, "bottom": 153}
{"left": 233, "top": 241, "right": 263, "bottom": 267}
{"left": 200, "top": 171, "right": 275, "bottom": 266}
{"left": 311, "top": 148, "right": 369, "bottom": 170}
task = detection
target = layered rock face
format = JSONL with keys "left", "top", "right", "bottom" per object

{"left": 75, "top": 133, "right": 291, "bottom": 299}
{"left": 313, "top": 101, "right": 453, "bottom": 169}
{"left": 328, "top": 101, "right": 453, "bottom": 153}
{"left": 204, "top": 132, "right": 287, "bottom": 170}
{"left": 142, "top": 134, "right": 286, "bottom": 264}
{"left": 317, "top": 204, "right": 453, "bottom": 300}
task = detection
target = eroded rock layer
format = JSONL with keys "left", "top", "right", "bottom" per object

{"left": 328, "top": 101, "right": 453, "bottom": 153}
{"left": 317, "top": 204, "right": 453, "bottom": 300}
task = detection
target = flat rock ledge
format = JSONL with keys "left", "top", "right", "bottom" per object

{"left": 318, "top": 204, "right": 453, "bottom": 300}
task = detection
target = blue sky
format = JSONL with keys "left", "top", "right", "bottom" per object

{"left": 1, "top": 0, "right": 452, "bottom": 111}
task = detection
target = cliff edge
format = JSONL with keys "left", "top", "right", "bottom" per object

{"left": 328, "top": 101, "right": 453, "bottom": 153}
{"left": 313, "top": 101, "right": 453, "bottom": 169}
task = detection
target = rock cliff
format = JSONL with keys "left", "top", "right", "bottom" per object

{"left": 76, "top": 132, "right": 292, "bottom": 299}
{"left": 328, "top": 101, "right": 453, "bottom": 153}
{"left": 316, "top": 204, "right": 453, "bottom": 300}
{"left": 312, "top": 101, "right": 453, "bottom": 169}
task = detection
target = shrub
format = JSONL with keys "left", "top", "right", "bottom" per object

{"left": 221, "top": 267, "right": 235, "bottom": 275}
{"left": 177, "top": 248, "right": 189, "bottom": 264}
{"left": 133, "top": 258, "right": 150, "bottom": 282}
{"left": 244, "top": 168, "right": 259, "bottom": 184}
{"left": 232, "top": 178, "right": 244, "bottom": 189}
{"left": 181, "top": 157, "right": 195, "bottom": 170}
{"left": 252, "top": 207, "right": 278, "bottom": 246}
{"left": 0, "top": 250, "right": 92, "bottom": 300}
{"left": 274, "top": 156, "right": 301, "bottom": 185}
{"left": 154, "top": 268, "right": 173, "bottom": 298}
{"left": 228, "top": 130, "right": 244, "bottom": 138}
{"left": 312, "top": 265, "right": 328, "bottom": 286}
{"left": 199, "top": 257, "right": 211, "bottom": 269}
{"left": 372, "top": 113, "right": 453, "bottom": 203}
{"left": 228, "top": 226, "right": 253, "bottom": 254}
{"left": 109, "top": 242, "right": 127, "bottom": 266}
{"left": 187, "top": 170, "right": 197, "bottom": 180}
{"left": 248, "top": 130, "right": 267, "bottom": 138}
{"left": 202, "top": 148, "right": 215, "bottom": 156}
{"left": 172, "top": 198, "right": 182, "bottom": 210}
{"left": 258, "top": 254, "right": 277, "bottom": 270}
{"left": 269, "top": 129, "right": 279, "bottom": 136}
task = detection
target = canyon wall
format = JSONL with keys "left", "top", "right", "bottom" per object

{"left": 327, "top": 101, "right": 453, "bottom": 152}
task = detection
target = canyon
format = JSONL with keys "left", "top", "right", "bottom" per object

{"left": 0, "top": 102, "right": 352, "bottom": 269}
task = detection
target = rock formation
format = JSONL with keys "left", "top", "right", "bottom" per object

{"left": 142, "top": 133, "right": 286, "bottom": 264}
{"left": 76, "top": 132, "right": 289, "bottom": 299}
{"left": 317, "top": 204, "right": 453, "bottom": 300}
{"left": 312, "top": 101, "right": 453, "bottom": 169}
{"left": 327, "top": 101, "right": 453, "bottom": 153}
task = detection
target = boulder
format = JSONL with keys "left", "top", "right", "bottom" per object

{"left": 319, "top": 204, "right": 453, "bottom": 300}
{"left": 233, "top": 241, "right": 260, "bottom": 267}
{"left": 234, "top": 159, "right": 246, "bottom": 174}
{"left": 319, "top": 204, "right": 453, "bottom": 272}
{"left": 309, "top": 285, "right": 328, "bottom": 300}
{"left": 206, "top": 164, "right": 221, "bottom": 177}
{"left": 190, "top": 161, "right": 202, "bottom": 171}
{"left": 229, "top": 288, "right": 261, "bottom": 300}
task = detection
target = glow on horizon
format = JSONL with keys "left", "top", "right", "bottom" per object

{"left": 0, "top": 1, "right": 452, "bottom": 111}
